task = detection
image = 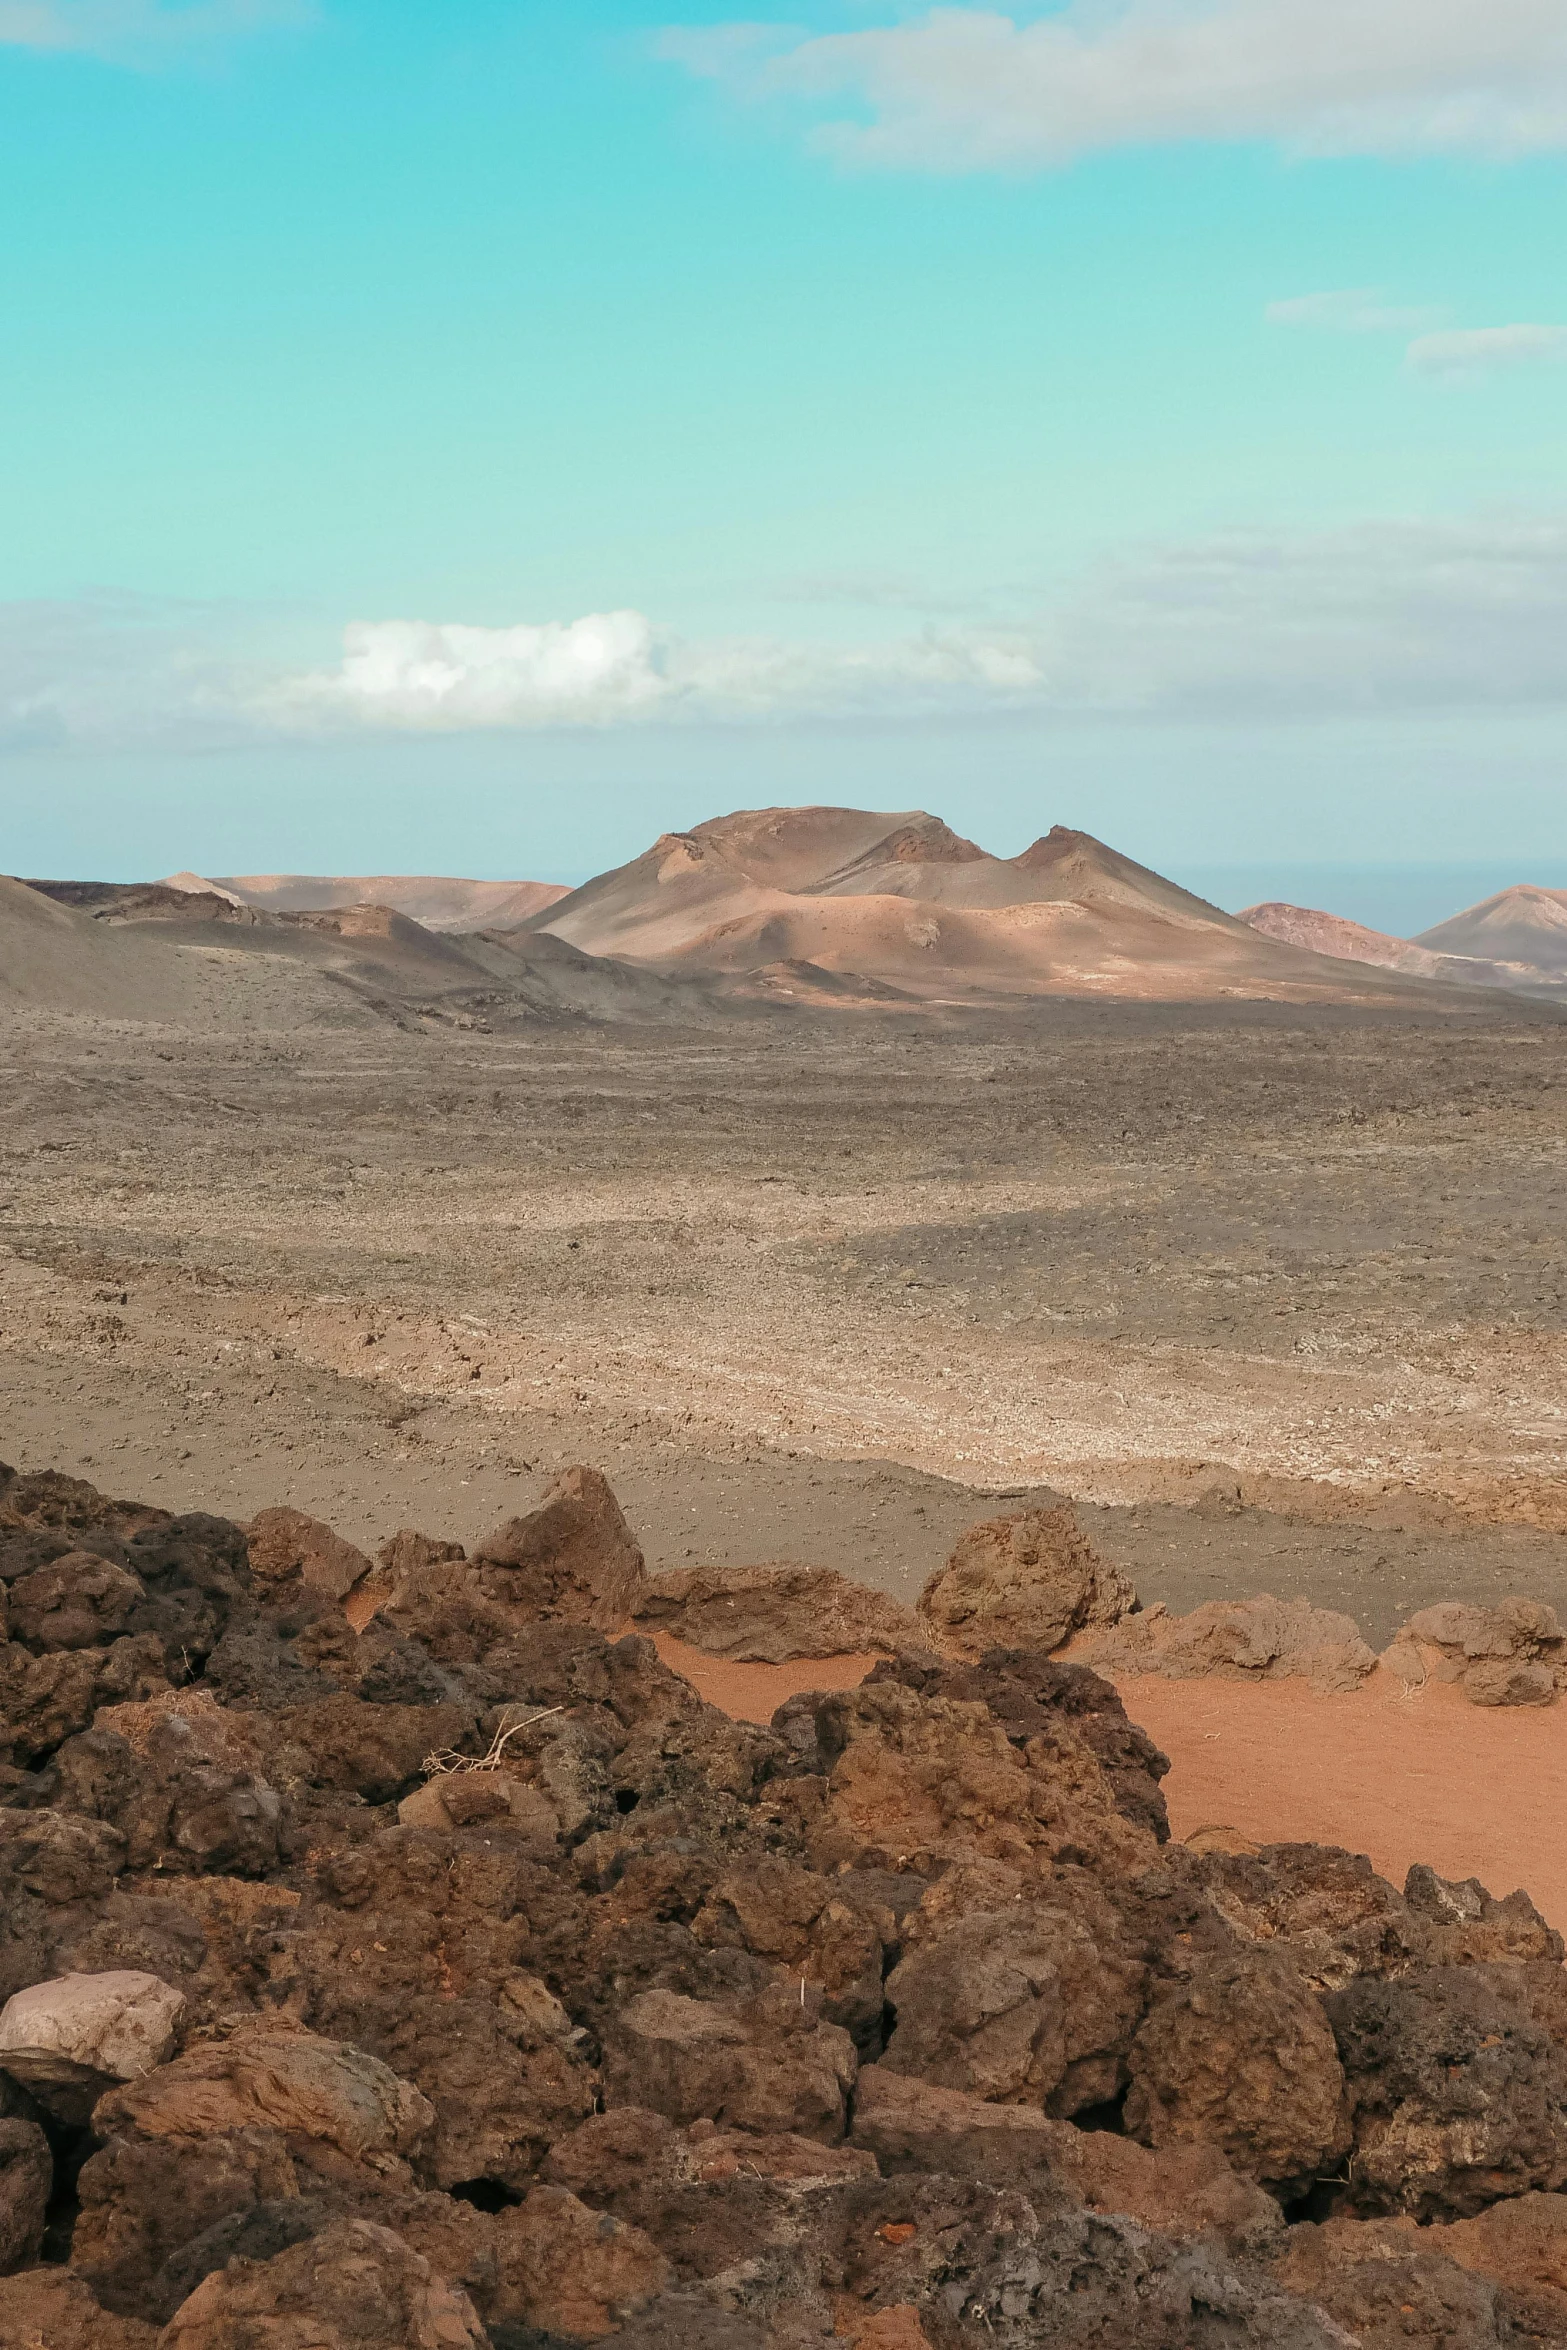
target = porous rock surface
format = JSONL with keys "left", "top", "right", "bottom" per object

{"left": 1383, "top": 1597, "right": 1566, "bottom": 1706}
{"left": 0, "top": 1454, "right": 1564, "bottom": 2345}
{"left": 916, "top": 1504, "right": 1137, "bottom": 1659}
{"left": 1078, "top": 1593, "right": 1378, "bottom": 1694}
{"left": 634, "top": 1563, "right": 926, "bottom": 1664}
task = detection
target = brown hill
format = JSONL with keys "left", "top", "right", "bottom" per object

{"left": 1239, "top": 902, "right": 1558, "bottom": 994}
{"left": 0, "top": 875, "right": 212, "bottom": 1020}
{"left": 200, "top": 873, "right": 571, "bottom": 932}
{"left": 4, "top": 876, "right": 801, "bottom": 1029}
{"left": 1416, "top": 885, "right": 1567, "bottom": 976}
{"left": 537, "top": 807, "right": 1446, "bottom": 1004}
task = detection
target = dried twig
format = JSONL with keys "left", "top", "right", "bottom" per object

{"left": 421, "top": 1706, "right": 564, "bottom": 1781}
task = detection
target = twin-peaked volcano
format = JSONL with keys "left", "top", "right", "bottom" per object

{"left": 533, "top": 807, "right": 1418, "bottom": 1002}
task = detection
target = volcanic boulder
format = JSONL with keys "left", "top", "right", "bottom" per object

{"left": 472, "top": 1465, "right": 649, "bottom": 1631}
{"left": 1126, "top": 1948, "right": 1351, "bottom": 2195}
{"left": 0, "top": 1970, "right": 184, "bottom": 2119}
{"left": 158, "top": 2216, "right": 490, "bottom": 2350}
{"left": 917, "top": 1504, "right": 1137, "bottom": 1659}
{"left": 1081, "top": 1593, "right": 1377, "bottom": 1695}
{"left": 7, "top": 1554, "right": 145, "bottom": 1651}
{"left": 635, "top": 1562, "right": 926, "bottom": 1663}
{"left": 1326, "top": 1966, "right": 1567, "bottom": 2217}
{"left": 1383, "top": 1599, "right": 1565, "bottom": 1706}
{"left": 603, "top": 1985, "right": 856, "bottom": 2142}
{"left": 880, "top": 1900, "right": 1144, "bottom": 2115}
{"left": 245, "top": 1507, "right": 374, "bottom": 1605}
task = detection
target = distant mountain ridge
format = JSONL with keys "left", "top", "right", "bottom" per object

{"left": 11, "top": 812, "right": 1559, "bottom": 1023}
{"left": 1238, "top": 901, "right": 1560, "bottom": 994}
{"left": 1415, "top": 885, "right": 1567, "bottom": 976}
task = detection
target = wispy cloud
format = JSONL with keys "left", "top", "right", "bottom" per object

{"left": 661, "top": 0, "right": 1567, "bottom": 170}
{"left": 8, "top": 517, "right": 1567, "bottom": 751}
{"left": 0, "top": 0, "right": 311, "bottom": 63}
{"left": 1265, "top": 288, "right": 1445, "bottom": 334}
{"left": 1265, "top": 291, "right": 1567, "bottom": 382}
{"left": 1406, "top": 323, "right": 1567, "bottom": 377}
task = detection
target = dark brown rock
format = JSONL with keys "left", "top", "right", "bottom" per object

{"left": 691, "top": 1856, "right": 887, "bottom": 2047}
{"left": 7, "top": 1553, "right": 145, "bottom": 1652}
{"left": 1126, "top": 1948, "right": 1350, "bottom": 2194}
{"left": 472, "top": 1465, "right": 649, "bottom": 1631}
{"left": 0, "top": 2268, "right": 157, "bottom": 2348}
{"left": 859, "top": 1647, "right": 1171, "bottom": 1844}
{"left": 245, "top": 1507, "right": 374, "bottom": 1605}
{"left": 158, "top": 2216, "right": 489, "bottom": 2348}
{"left": 636, "top": 1562, "right": 925, "bottom": 1663}
{"left": 880, "top": 1899, "right": 1145, "bottom": 2115}
{"left": 1327, "top": 1965, "right": 1567, "bottom": 2217}
{"left": 0, "top": 2114, "right": 50, "bottom": 2273}
{"left": 602, "top": 1984, "right": 856, "bottom": 2142}
{"left": 1275, "top": 2216, "right": 1513, "bottom": 2347}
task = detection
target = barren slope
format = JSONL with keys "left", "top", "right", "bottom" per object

{"left": 204, "top": 872, "right": 571, "bottom": 930}
{"left": 1417, "top": 884, "right": 1567, "bottom": 974}
{"left": 0, "top": 874, "right": 208, "bottom": 1020}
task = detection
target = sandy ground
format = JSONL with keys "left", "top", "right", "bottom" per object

{"left": 3, "top": 997, "right": 1565, "bottom": 1641}
{"left": 659, "top": 1639, "right": 1567, "bottom": 1935}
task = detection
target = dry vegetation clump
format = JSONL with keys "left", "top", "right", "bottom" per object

{"left": 0, "top": 1453, "right": 1565, "bottom": 2346}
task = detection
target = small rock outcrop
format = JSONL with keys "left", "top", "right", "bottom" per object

{"left": 1079, "top": 1592, "right": 1378, "bottom": 1694}
{"left": 635, "top": 1562, "right": 926, "bottom": 1663}
{"left": 1383, "top": 1598, "right": 1565, "bottom": 1706}
{"left": 917, "top": 1504, "right": 1138, "bottom": 1659}
{"left": 244, "top": 1508, "right": 374, "bottom": 1604}
{"left": 472, "top": 1465, "right": 649, "bottom": 1630}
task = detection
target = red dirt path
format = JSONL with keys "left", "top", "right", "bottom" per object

{"left": 652, "top": 1636, "right": 1567, "bottom": 1934}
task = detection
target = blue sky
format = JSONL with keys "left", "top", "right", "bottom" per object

{"left": 2, "top": 0, "right": 1565, "bottom": 911}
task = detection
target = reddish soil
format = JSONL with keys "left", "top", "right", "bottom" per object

{"left": 1121, "top": 1667, "right": 1567, "bottom": 1930}
{"left": 648, "top": 1632, "right": 887, "bottom": 1718}
{"left": 663, "top": 1636, "right": 1567, "bottom": 1935}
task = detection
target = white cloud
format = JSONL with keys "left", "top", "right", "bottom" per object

{"left": 1265, "top": 288, "right": 1444, "bottom": 334}
{"left": 661, "top": 0, "right": 1567, "bottom": 169}
{"left": 1406, "top": 323, "right": 1567, "bottom": 377}
{"left": 0, "top": 0, "right": 310, "bottom": 61}
{"left": 292, "top": 612, "right": 674, "bottom": 730}
{"left": 9, "top": 517, "right": 1567, "bottom": 751}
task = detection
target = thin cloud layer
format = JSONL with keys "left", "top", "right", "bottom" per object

{"left": 1406, "top": 324, "right": 1567, "bottom": 377}
{"left": 0, "top": 0, "right": 310, "bottom": 61}
{"left": 1265, "top": 289, "right": 1444, "bottom": 334}
{"left": 8, "top": 517, "right": 1567, "bottom": 751}
{"left": 662, "top": 0, "right": 1567, "bottom": 169}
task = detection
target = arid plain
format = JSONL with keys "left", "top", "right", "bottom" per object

{"left": 4, "top": 987, "right": 1565, "bottom": 1649}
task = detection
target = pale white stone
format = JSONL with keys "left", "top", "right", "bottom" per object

{"left": 0, "top": 1969, "right": 184, "bottom": 2095}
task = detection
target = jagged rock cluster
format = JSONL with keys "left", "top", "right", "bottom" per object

{"left": 1, "top": 1457, "right": 1566, "bottom": 2347}
{"left": 641, "top": 1502, "right": 1567, "bottom": 1706}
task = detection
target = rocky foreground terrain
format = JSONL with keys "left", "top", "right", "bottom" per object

{"left": 2, "top": 1458, "right": 1567, "bottom": 2346}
